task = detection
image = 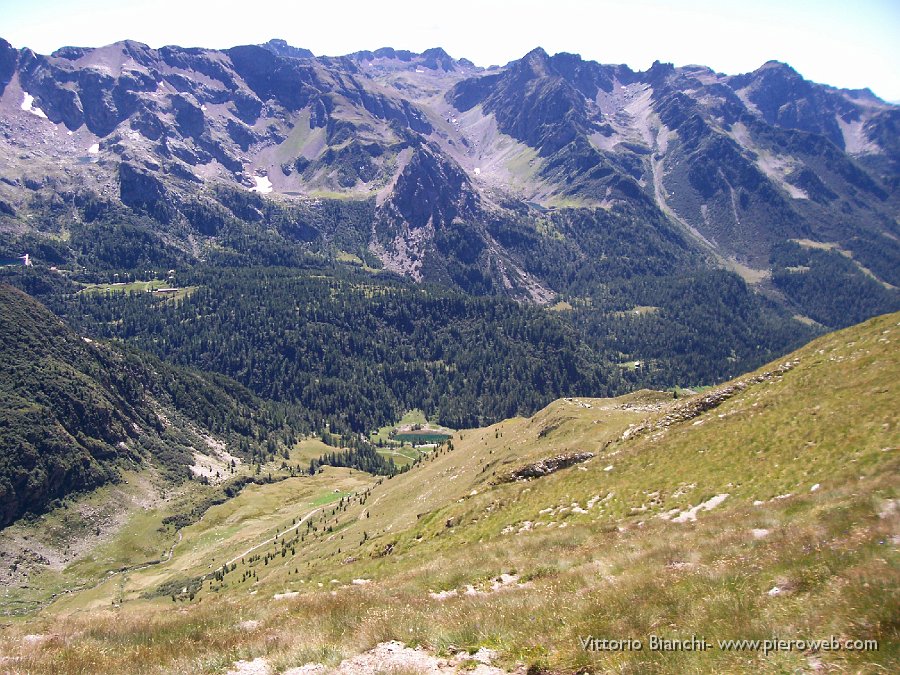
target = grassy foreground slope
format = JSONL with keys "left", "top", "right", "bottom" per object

{"left": 1, "top": 313, "right": 897, "bottom": 674}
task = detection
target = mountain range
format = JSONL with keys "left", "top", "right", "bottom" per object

{"left": 0, "top": 36, "right": 897, "bottom": 673}
{"left": 0, "top": 38, "right": 896, "bottom": 322}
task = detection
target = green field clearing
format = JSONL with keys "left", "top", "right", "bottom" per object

{"left": 78, "top": 279, "right": 196, "bottom": 301}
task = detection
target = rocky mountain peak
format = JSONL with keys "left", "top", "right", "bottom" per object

{"left": 0, "top": 37, "right": 896, "bottom": 315}
{"left": 419, "top": 47, "right": 455, "bottom": 71}
{"left": 0, "top": 38, "right": 16, "bottom": 93}
{"left": 348, "top": 46, "right": 464, "bottom": 73}
{"left": 260, "top": 39, "right": 315, "bottom": 60}
{"left": 381, "top": 142, "right": 478, "bottom": 231}
{"left": 757, "top": 59, "right": 800, "bottom": 75}
{"left": 518, "top": 46, "right": 553, "bottom": 77}
{"left": 641, "top": 59, "right": 676, "bottom": 85}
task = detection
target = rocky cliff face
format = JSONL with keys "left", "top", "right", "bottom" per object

{"left": 728, "top": 61, "right": 858, "bottom": 148}
{"left": 0, "top": 38, "right": 896, "bottom": 314}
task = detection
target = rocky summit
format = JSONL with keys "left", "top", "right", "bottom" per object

{"left": 0, "top": 38, "right": 896, "bottom": 315}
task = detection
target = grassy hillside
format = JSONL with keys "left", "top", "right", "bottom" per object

{"left": 0, "top": 313, "right": 896, "bottom": 674}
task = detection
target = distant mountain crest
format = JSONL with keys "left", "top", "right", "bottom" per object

{"left": 0, "top": 38, "right": 896, "bottom": 316}
{"left": 260, "top": 38, "right": 314, "bottom": 59}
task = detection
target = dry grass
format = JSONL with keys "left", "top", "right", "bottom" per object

{"left": 2, "top": 314, "right": 897, "bottom": 674}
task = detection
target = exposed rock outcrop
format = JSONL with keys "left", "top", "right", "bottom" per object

{"left": 494, "top": 451, "right": 595, "bottom": 484}
{"left": 620, "top": 360, "right": 800, "bottom": 442}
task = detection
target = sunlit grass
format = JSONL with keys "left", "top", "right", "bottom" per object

{"left": 2, "top": 314, "right": 897, "bottom": 673}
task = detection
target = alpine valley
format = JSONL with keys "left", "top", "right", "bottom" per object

{"left": 0, "top": 37, "right": 897, "bottom": 674}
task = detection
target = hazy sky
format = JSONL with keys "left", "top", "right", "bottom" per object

{"left": 2, "top": 0, "right": 899, "bottom": 100}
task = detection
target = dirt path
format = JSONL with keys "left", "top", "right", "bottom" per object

{"left": 35, "top": 484, "right": 369, "bottom": 613}
{"left": 377, "top": 448, "right": 419, "bottom": 461}
{"left": 224, "top": 506, "right": 325, "bottom": 567}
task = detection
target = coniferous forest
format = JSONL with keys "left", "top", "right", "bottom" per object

{"left": 10, "top": 261, "right": 814, "bottom": 438}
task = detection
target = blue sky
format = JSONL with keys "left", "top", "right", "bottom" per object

{"left": 1, "top": 0, "right": 898, "bottom": 100}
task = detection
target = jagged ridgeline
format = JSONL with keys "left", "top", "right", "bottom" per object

{"left": 0, "top": 38, "right": 896, "bottom": 323}
{"left": 0, "top": 283, "right": 294, "bottom": 528}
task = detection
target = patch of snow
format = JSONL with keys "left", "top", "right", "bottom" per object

{"left": 88, "top": 143, "right": 100, "bottom": 154}
{"left": 473, "top": 167, "right": 481, "bottom": 175}
{"left": 20, "top": 93, "right": 48, "bottom": 119}
{"left": 249, "top": 175, "right": 273, "bottom": 194}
